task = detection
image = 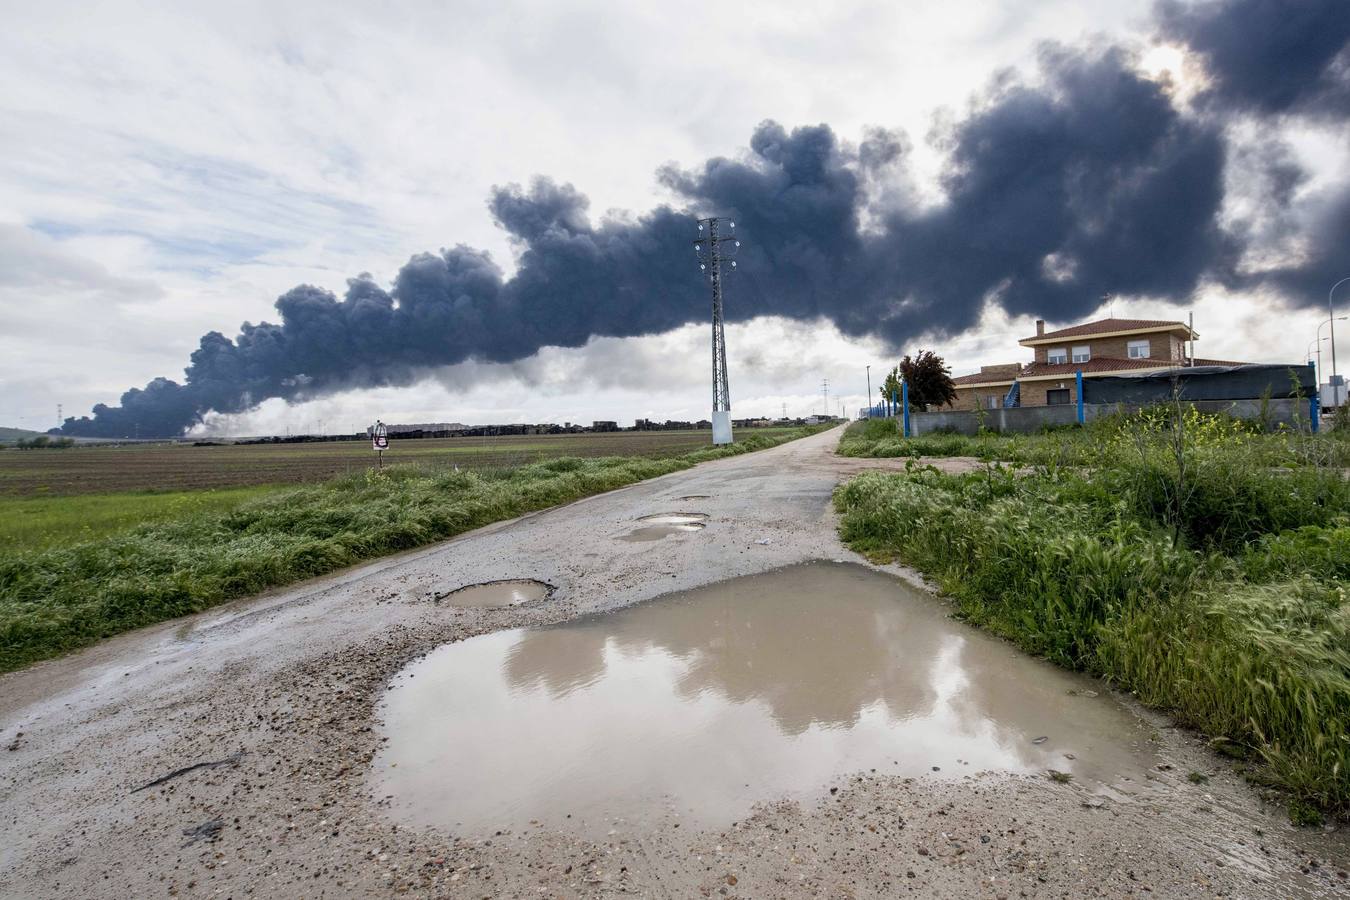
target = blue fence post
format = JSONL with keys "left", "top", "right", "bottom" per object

{"left": 1075, "top": 370, "right": 1084, "bottom": 425}
{"left": 1308, "top": 362, "right": 1319, "bottom": 434}
{"left": 891, "top": 390, "right": 897, "bottom": 419}
{"left": 902, "top": 381, "right": 911, "bottom": 437}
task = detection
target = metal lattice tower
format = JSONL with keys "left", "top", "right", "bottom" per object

{"left": 693, "top": 217, "right": 740, "bottom": 443}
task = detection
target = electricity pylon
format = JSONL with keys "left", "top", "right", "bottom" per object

{"left": 693, "top": 217, "right": 740, "bottom": 444}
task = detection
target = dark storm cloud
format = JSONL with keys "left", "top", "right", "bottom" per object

{"left": 1156, "top": 0, "right": 1350, "bottom": 118}
{"left": 61, "top": 5, "right": 1350, "bottom": 437}
{"left": 1154, "top": 0, "right": 1350, "bottom": 298}
{"left": 870, "top": 44, "right": 1236, "bottom": 339}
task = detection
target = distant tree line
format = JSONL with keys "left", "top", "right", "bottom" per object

{"left": 11, "top": 436, "right": 76, "bottom": 449}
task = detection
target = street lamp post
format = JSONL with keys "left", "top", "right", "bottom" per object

{"left": 1317, "top": 313, "right": 1349, "bottom": 405}
{"left": 1307, "top": 337, "right": 1326, "bottom": 377}
{"left": 866, "top": 365, "right": 872, "bottom": 418}
{"left": 1330, "top": 277, "right": 1350, "bottom": 410}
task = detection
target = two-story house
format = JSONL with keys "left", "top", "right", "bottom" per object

{"left": 951, "top": 317, "right": 1244, "bottom": 409}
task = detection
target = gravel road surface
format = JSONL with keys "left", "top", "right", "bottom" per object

{"left": 1, "top": 426, "right": 1346, "bottom": 898}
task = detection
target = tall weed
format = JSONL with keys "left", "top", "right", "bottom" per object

{"left": 835, "top": 407, "right": 1350, "bottom": 818}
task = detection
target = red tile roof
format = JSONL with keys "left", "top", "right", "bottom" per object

{"left": 1020, "top": 317, "right": 1190, "bottom": 343}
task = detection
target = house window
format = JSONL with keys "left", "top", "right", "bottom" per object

{"left": 1127, "top": 339, "right": 1151, "bottom": 359}
{"left": 1071, "top": 345, "right": 1090, "bottom": 363}
{"left": 1046, "top": 388, "right": 1071, "bottom": 405}
{"left": 1046, "top": 347, "right": 1068, "bottom": 365}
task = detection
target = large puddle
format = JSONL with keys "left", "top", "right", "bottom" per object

{"left": 375, "top": 562, "right": 1157, "bottom": 836}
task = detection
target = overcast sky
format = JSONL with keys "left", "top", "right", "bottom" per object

{"left": 2, "top": 0, "right": 1347, "bottom": 434}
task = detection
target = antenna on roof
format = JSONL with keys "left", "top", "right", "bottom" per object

{"left": 1102, "top": 292, "right": 1114, "bottom": 318}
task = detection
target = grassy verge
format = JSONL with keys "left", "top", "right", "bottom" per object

{"left": 0, "top": 486, "right": 283, "bottom": 553}
{"left": 834, "top": 410, "right": 1349, "bottom": 823}
{"left": 837, "top": 411, "right": 1350, "bottom": 468}
{"left": 0, "top": 427, "right": 825, "bottom": 673}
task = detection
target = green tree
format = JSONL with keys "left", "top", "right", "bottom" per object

{"left": 898, "top": 350, "right": 958, "bottom": 411}
{"left": 878, "top": 368, "right": 902, "bottom": 407}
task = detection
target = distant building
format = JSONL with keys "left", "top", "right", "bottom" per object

{"left": 592, "top": 420, "right": 619, "bottom": 432}
{"left": 951, "top": 317, "right": 1250, "bottom": 409}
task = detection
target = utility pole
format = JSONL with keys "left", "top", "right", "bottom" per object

{"left": 865, "top": 365, "right": 872, "bottom": 418}
{"left": 693, "top": 217, "right": 740, "bottom": 444}
{"left": 1331, "top": 277, "right": 1350, "bottom": 410}
{"left": 56, "top": 403, "right": 62, "bottom": 428}
{"left": 822, "top": 378, "right": 829, "bottom": 416}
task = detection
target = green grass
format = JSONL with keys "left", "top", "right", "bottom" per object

{"left": 834, "top": 411, "right": 1350, "bottom": 822}
{"left": 837, "top": 411, "right": 1350, "bottom": 469}
{"left": 0, "top": 486, "right": 283, "bottom": 553}
{"left": 0, "top": 427, "right": 824, "bottom": 673}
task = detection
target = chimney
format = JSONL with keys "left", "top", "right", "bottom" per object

{"left": 1036, "top": 319, "right": 1045, "bottom": 336}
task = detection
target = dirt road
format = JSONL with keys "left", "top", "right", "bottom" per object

{"left": 1, "top": 426, "right": 1346, "bottom": 898}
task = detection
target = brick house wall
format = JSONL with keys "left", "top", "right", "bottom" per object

{"left": 951, "top": 379, "right": 1081, "bottom": 410}
{"left": 951, "top": 386, "right": 1008, "bottom": 410}
{"left": 1032, "top": 333, "right": 1185, "bottom": 364}
{"left": 1018, "top": 379, "right": 1078, "bottom": 407}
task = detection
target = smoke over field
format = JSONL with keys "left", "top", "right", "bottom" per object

{"left": 61, "top": 0, "right": 1350, "bottom": 437}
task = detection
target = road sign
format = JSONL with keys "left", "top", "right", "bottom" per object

{"left": 372, "top": 421, "right": 389, "bottom": 469}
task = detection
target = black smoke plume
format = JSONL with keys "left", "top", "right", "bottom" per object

{"left": 61, "top": 0, "right": 1350, "bottom": 437}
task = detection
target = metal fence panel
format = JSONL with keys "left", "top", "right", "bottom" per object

{"left": 1081, "top": 364, "right": 1315, "bottom": 405}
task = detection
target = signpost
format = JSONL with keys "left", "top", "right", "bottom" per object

{"left": 372, "top": 420, "right": 389, "bottom": 469}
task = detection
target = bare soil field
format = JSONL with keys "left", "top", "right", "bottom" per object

{"left": 0, "top": 428, "right": 775, "bottom": 496}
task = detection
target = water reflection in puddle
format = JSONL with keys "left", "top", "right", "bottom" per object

{"left": 618, "top": 512, "right": 708, "bottom": 542}
{"left": 435, "top": 579, "right": 552, "bottom": 607}
{"left": 618, "top": 523, "right": 706, "bottom": 542}
{"left": 375, "top": 562, "right": 1156, "bottom": 835}
{"left": 637, "top": 513, "right": 708, "bottom": 525}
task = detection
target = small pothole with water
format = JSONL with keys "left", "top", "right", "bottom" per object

{"left": 619, "top": 512, "right": 709, "bottom": 542}
{"left": 432, "top": 579, "right": 554, "bottom": 607}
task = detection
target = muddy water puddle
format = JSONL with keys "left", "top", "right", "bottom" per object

{"left": 618, "top": 512, "right": 708, "bottom": 542}
{"left": 434, "top": 579, "right": 552, "bottom": 607}
{"left": 375, "top": 562, "right": 1158, "bottom": 836}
